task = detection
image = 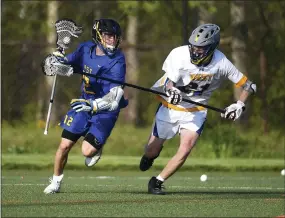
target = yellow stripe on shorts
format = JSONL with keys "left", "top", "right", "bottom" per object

{"left": 156, "top": 96, "right": 206, "bottom": 112}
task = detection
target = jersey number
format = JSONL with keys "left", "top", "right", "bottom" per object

{"left": 64, "top": 115, "right": 73, "bottom": 126}
{"left": 82, "top": 65, "right": 92, "bottom": 88}
{"left": 187, "top": 82, "right": 210, "bottom": 92}
{"left": 180, "top": 81, "right": 210, "bottom": 96}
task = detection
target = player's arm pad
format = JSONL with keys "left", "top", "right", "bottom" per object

{"left": 241, "top": 80, "right": 256, "bottom": 94}
{"left": 93, "top": 86, "right": 124, "bottom": 112}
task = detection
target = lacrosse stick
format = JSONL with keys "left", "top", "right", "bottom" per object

{"left": 77, "top": 72, "right": 225, "bottom": 113}
{"left": 43, "top": 19, "right": 82, "bottom": 135}
{"left": 44, "top": 74, "right": 58, "bottom": 135}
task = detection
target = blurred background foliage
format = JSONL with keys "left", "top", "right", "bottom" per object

{"left": 1, "top": 0, "right": 285, "bottom": 158}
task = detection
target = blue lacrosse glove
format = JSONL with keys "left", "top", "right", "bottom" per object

{"left": 70, "top": 99, "right": 96, "bottom": 113}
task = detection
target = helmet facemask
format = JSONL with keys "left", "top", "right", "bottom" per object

{"left": 100, "top": 32, "right": 120, "bottom": 54}
{"left": 189, "top": 42, "right": 218, "bottom": 66}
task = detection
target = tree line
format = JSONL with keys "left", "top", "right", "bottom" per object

{"left": 2, "top": 1, "right": 285, "bottom": 135}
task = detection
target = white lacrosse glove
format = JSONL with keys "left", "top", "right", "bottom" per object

{"left": 221, "top": 100, "right": 245, "bottom": 121}
{"left": 70, "top": 99, "right": 95, "bottom": 113}
{"left": 165, "top": 87, "right": 182, "bottom": 105}
{"left": 70, "top": 98, "right": 120, "bottom": 113}
{"left": 42, "top": 54, "right": 73, "bottom": 77}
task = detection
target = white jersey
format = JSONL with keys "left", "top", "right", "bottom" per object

{"left": 152, "top": 45, "right": 247, "bottom": 111}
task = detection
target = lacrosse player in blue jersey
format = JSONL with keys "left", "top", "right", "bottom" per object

{"left": 43, "top": 19, "right": 128, "bottom": 194}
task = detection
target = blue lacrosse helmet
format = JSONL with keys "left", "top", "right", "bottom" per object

{"left": 92, "top": 19, "right": 122, "bottom": 56}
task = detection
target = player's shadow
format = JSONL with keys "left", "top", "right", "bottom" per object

{"left": 155, "top": 190, "right": 284, "bottom": 199}
{"left": 4, "top": 190, "right": 283, "bottom": 208}
{"left": 66, "top": 189, "right": 284, "bottom": 199}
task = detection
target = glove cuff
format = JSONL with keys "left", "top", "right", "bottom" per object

{"left": 237, "top": 100, "right": 246, "bottom": 111}
{"left": 171, "top": 87, "right": 181, "bottom": 93}
{"left": 90, "top": 100, "right": 98, "bottom": 112}
{"left": 166, "top": 87, "right": 181, "bottom": 96}
{"left": 52, "top": 51, "right": 64, "bottom": 57}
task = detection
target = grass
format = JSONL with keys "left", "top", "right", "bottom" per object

{"left": 2, "top": 154, "right": 284, "bottom": 171}
{"left": 2, "top": 122, "right": 285, "bottom": 159}
{"left": 1, "top": 170, "right": 284, "bottom": 217}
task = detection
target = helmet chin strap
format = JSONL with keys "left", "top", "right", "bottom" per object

{"left": 191, "top": 53, "right": 214, "bottom": 67}
{"left": 199, "top": 54, "right": 214, "bottom": 66}
{"left": 97, "top": 42, "right": 116, "bottom": 56}
{"left": 190, "top": 44, "right": 217, "bottom": 66}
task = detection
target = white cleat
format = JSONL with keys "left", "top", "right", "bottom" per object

{"left": 43, "top": 178, "right": 61, "bottom": 194}
{"left": 85, "top": 148, "right": 102, "bottom": 167}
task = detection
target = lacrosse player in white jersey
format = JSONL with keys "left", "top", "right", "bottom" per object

{"left": 139, "top": 23, "right": 257, "bottom": 195}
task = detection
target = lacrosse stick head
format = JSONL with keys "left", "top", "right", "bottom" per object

{"left": 55, "top": 19, "right": 83, "bottom": 50}
{"left": 92, "top": 19, "right": 122, "bottom": 56}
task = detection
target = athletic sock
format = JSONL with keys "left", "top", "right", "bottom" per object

{"left": 156, "top": 175, "right": 165, "bottom": 182}
{"left": 53, "top": 174, "right": 64, "bottom": 182}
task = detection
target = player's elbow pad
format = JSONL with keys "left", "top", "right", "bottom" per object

{"left": 242, "top": 80, "right": 257, "bottom": 94}
{"left": 107, "top": 86, "right": 124, "bottom": 111}
{"left": 93, "top": 86, "right": 124, "bottom": 112}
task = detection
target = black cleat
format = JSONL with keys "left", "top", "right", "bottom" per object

{"left": 139, "top": 155, "right": 154, "bottom": 171}
{"left": 148, "top": 176, "right": 165, "bottom": 195}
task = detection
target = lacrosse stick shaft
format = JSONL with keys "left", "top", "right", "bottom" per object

{"left": 44, "top": 74, "right": 58, "bottom": 135}
{"left": 77, "top": 72, "right": 225, "bottom": 114}
{"left": 43, "top": 19, "right": 81, "bottom": 135}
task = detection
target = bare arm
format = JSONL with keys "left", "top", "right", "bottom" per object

{"left": 238, "top": 89, "right": 251, "bottom": 103}
{"left": 164, "top": 79, "right": 176, "bottom": 91}
{"left": 239, "top": 79, "right": 257, "bottom": 102}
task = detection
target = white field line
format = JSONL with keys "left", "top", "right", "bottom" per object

{"left": 2, "top": 176, "right": 283, "bottom": 180}
{"left": 2, "top": 176, "right": 284, "bottom": 190}
{"left": 66, "top": 176, "right": 285, "bottom": 180}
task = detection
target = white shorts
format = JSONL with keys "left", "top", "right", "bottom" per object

{"left": 152, "top": 104, "right": 207, "bottom": 139}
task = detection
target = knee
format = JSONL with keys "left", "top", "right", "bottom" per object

{"left": 58, "top": 139, "right": 74, "bottom": 153}
{"left": 82, "top": 133, "right": 102, "bottom": 157}
{"left": 81, "top": 142, "right": 97, "bottom": 157}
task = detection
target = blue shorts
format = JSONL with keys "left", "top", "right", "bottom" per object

{"left": 60, "top": 109, "right": 119, "bottom": 146}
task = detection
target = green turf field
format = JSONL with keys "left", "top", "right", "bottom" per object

{"left": 2, "top": 170, "right": 284, "bottom": 217}
{"left": 2, "top": 154, "right": 284, "bottom": 171}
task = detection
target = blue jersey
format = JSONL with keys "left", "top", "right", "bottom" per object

{"left": 65, "top": 41, "right": 128, "bottom": 109}
{"left": 59, "top": 41, "right": 128, "bottom": 147}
